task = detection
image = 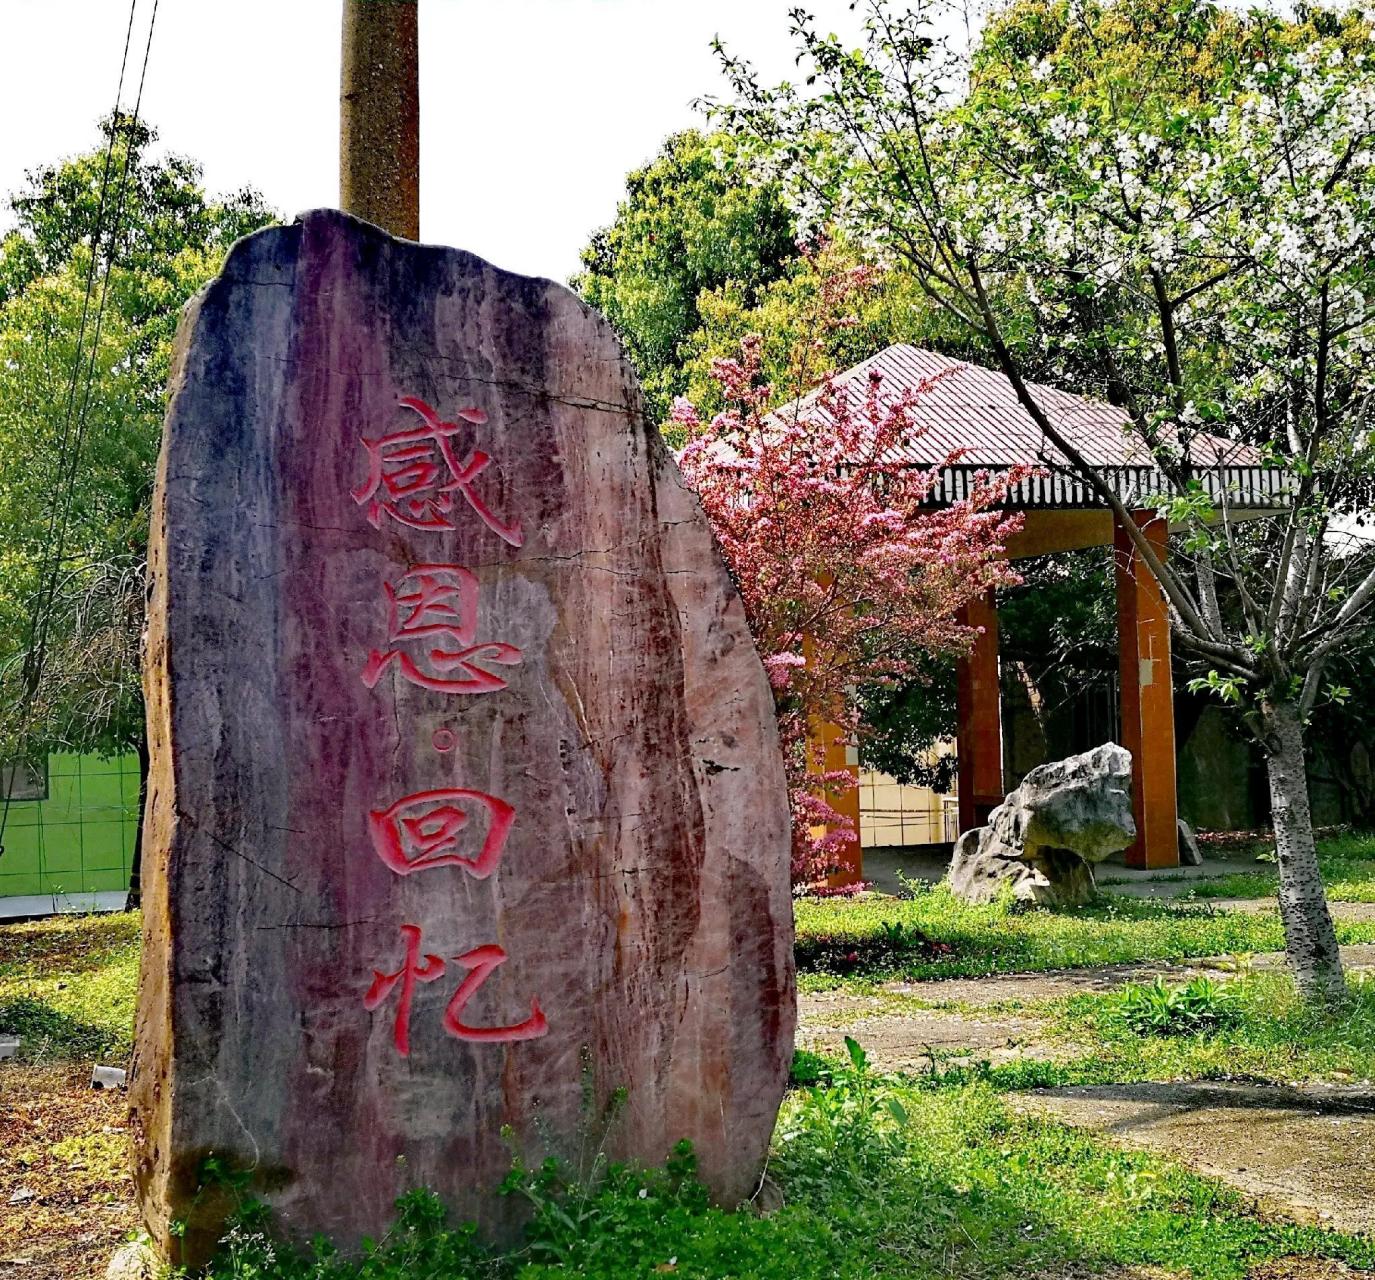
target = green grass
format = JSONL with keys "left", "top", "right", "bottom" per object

{"left": 0, "top": 910, "right": 140, "bottom": 1060}
{"left": 773, "top": 1074, "right": 1375, "bottom": 1280}
{"left": 4, "top": 908, "right": 1374, "bottom": 1277}
{"left": 793, "top": 882, "right": 1375, "bottom": 992}
{"left": 866, "top": 970, "right": 1375, "bottom": 1096}
{"left": 1185, "top": 857, "right": 1375, "bottom": 903}
{"left": 1160, "top": 832, "right": 1375, "bottom": 903}
{"left": 200, "top": 1073, "right": 1375, "bottom": 1280}
{"left": 1014, "top": 971, "right": 1375, "bottom": 1089}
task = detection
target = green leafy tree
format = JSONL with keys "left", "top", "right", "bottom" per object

{"left": 573, "top": 129, "right": 798, "bottom": 424}
{"left": 713, "top": 0, "right": 1375, "bottom": 998}
{"left": 0, "top": 116, "right": 275, "bottom": 896}
{"left": 679, "top": 237, "right": 985, "bottom": 424}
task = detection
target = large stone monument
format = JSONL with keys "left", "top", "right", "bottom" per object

{"left": 130, "top": 210, "right": 795, "bottom": 1266}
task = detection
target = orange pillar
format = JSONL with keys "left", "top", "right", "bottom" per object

{"left": 808, "top": 716, "right": 863, "bottom": 888}
{"left": 800, "top": 618, "right": 863, "bottom": 888}
{"left": 956, "top": 590, "right": 1003, "bottom": 835}
{"left": 1115, "top": 512, "right": 1180, "bottom": 869}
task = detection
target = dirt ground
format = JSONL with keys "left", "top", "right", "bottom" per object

{"left": 1013, "top": 1082, "right": 1375, "bottom": 1238}
{"left": 0, "top": 1065, "right": 135, "bottom": 1280}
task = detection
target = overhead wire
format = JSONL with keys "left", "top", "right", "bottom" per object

{"left": 0, "top": 0, "right": 159, "bottom": 851}
{"left": 30, "top": 0, "right": 161, "bottom": 693}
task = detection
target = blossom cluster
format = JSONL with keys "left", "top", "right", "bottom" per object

{"left": 676, "top": 329, "right": 1024, "bottom": 883}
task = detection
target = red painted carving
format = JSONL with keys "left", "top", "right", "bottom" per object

{"left": 431, "top": 728, "right": 457, "bottom": 753}
{"left": 367, "top": 788, "right": 515, "bottom": 879}
{"left": 363, "top": 923, "right": 445, "bottom": 1057}
{"left": 352, "top": 396, "right": 524, "bottom": 546}
{"left": 361, "top": 564, "right": 523, "bottom": 694}
{"left": 366, "top": 928, "right": 548, "bottom": 1055}
{"left": 443, "top": 944, "right": 548, "bottom": 1043}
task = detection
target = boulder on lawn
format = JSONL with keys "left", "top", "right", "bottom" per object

{"left": 947, "top": 743, "right": 1135, "bottom": 907}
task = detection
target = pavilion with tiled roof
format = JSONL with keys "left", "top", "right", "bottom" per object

{"left": 789, "top": 345, "right": 1290, "bottom": 882}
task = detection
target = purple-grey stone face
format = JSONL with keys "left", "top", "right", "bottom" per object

{"left": 130, "top": 210, "right": 795, "bottom": 1267}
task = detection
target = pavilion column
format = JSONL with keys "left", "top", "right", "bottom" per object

{"left": 1115, "top": 511, "right": 1180, "bottom": 868}
{"left": 800, "top": 621, "right": 863, "bottom": 887}
{"left": 808, "top": 716, "right": 863, "bottom": 888}
{"left": 956, "top": 590, "right": 1003, "bottom": 835}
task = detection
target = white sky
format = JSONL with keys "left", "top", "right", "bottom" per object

{"left": 1, "top": 0, "right": 893, "bottom": 284}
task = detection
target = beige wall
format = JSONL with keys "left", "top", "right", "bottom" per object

{"left": 858, "top": 767, "right": 958, "bottom": 848}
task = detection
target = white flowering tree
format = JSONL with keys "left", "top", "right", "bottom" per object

{"left": 712, "top": 0, "right": 1375, "bottom": 998}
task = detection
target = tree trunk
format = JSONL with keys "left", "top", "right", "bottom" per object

{"left": 1263, "top": 697, "right": 1344, "bottom": 1000}
{"left": 125, "top": 731, "right": 149, "bottom": 912}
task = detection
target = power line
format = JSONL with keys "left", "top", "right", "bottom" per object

{"left": 1, "top": 0, "right": 159, "bottom": 850}
{"left": 32, "top": 0, "right": 161, "bottom": 690}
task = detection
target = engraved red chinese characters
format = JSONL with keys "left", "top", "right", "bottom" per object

{"left": 361, "top": 564, "right": 522, "bottom": 694}
{"left": 362, "top": 923, "right": 444, "bottom": 1057}
{"left": 352, "top": 396, "right": 524, "bottom": 546}
{"left": 366, "top": 787, "right": 515, "bottom": 879}
{"left": 365, "top": 926, "right": 546, "bottom": 1056}
{"left": 443, "top": 944, "right": 548, "bottom": 1044}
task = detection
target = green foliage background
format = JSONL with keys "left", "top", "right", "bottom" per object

{"left": 0, "top": 116, "right": 275, "bottom": 762}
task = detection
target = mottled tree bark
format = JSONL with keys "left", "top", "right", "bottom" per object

{"left": 1263, "top": 698, "right": 1344, "bottom": 999}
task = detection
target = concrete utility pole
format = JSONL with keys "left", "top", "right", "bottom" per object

{"left": 340, "top": 0, "right": 420, "bottom": 239}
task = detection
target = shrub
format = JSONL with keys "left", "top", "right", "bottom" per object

{"left": 790, "top": 1047, "right": 834, "bottom": 1087}
{"left": 1117, "top": 977, "right": 1240, "bottom": 1037}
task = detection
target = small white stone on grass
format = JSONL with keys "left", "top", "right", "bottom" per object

{"left": 91, "top": 1065, "right": 127, "bottom": 1090}
{"left": 0, "top": 1034, "right": 19, "bottom": 1061}
{"left": 105, "top": 1241, "right": 158, "bottom": 1280}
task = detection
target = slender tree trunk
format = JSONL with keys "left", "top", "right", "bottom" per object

{"left": 1263, "top": 697, "right": 1344, "bottom": 1000}
{"left": 125, "top": 731, "right": 150, "bottom": 912}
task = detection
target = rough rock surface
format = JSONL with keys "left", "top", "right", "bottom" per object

{"left": 130, "top": 210, "right": 794, "bottom": 1266}
{"left": 948, "top": 744, "right": 1135, "bottom": 906}
{"left": 1178, "top": 818, "right": 1204, "bottom": 866}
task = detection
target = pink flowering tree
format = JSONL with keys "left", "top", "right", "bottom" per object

{"left": 675, "top": 321, "right": 1026, "bottom": 885}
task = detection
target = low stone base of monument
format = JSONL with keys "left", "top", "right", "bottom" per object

{"left": 947, "top": 744, "right": 1136, "bottom": 908}
{"left": 105, "top": 1242, "right": 157, "bottom": 1280}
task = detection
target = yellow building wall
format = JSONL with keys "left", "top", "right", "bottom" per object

{"left": 858, "top": 768, "right": 958, "bottom": 848}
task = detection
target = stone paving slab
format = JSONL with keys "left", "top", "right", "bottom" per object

{"left": 798, "top": 1000, "right": 1070, "bottom": 1070}
{"left": 1012, "top": 1082, "right": 1375, "bottom": 1237}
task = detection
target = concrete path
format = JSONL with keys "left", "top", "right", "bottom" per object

{"left": 1013, "top": 1082, "right": 1375, "bottom": 1237}
{"left": 799, "top": 943, "right": 1375, "bottom": 1241}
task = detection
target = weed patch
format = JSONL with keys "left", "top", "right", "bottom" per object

{"left": 1116, "top": 977, "right": 1240, "bottom": 1037}
{"left": 924, "top": 973, "right": 1375, "bottom": 1092}
{"left": 200, "top": 1072, "right": 1375, "bottom": 1280}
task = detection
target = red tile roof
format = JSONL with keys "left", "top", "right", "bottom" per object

{"left": 776, "top": 344, "right": 1259, "bottom": 470}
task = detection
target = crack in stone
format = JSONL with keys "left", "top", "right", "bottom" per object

{"left": 254, "top": 918, "right": 378, "bottom": 931}
{"left": 176, "top": 807, "right": 302, "bottom": 895}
